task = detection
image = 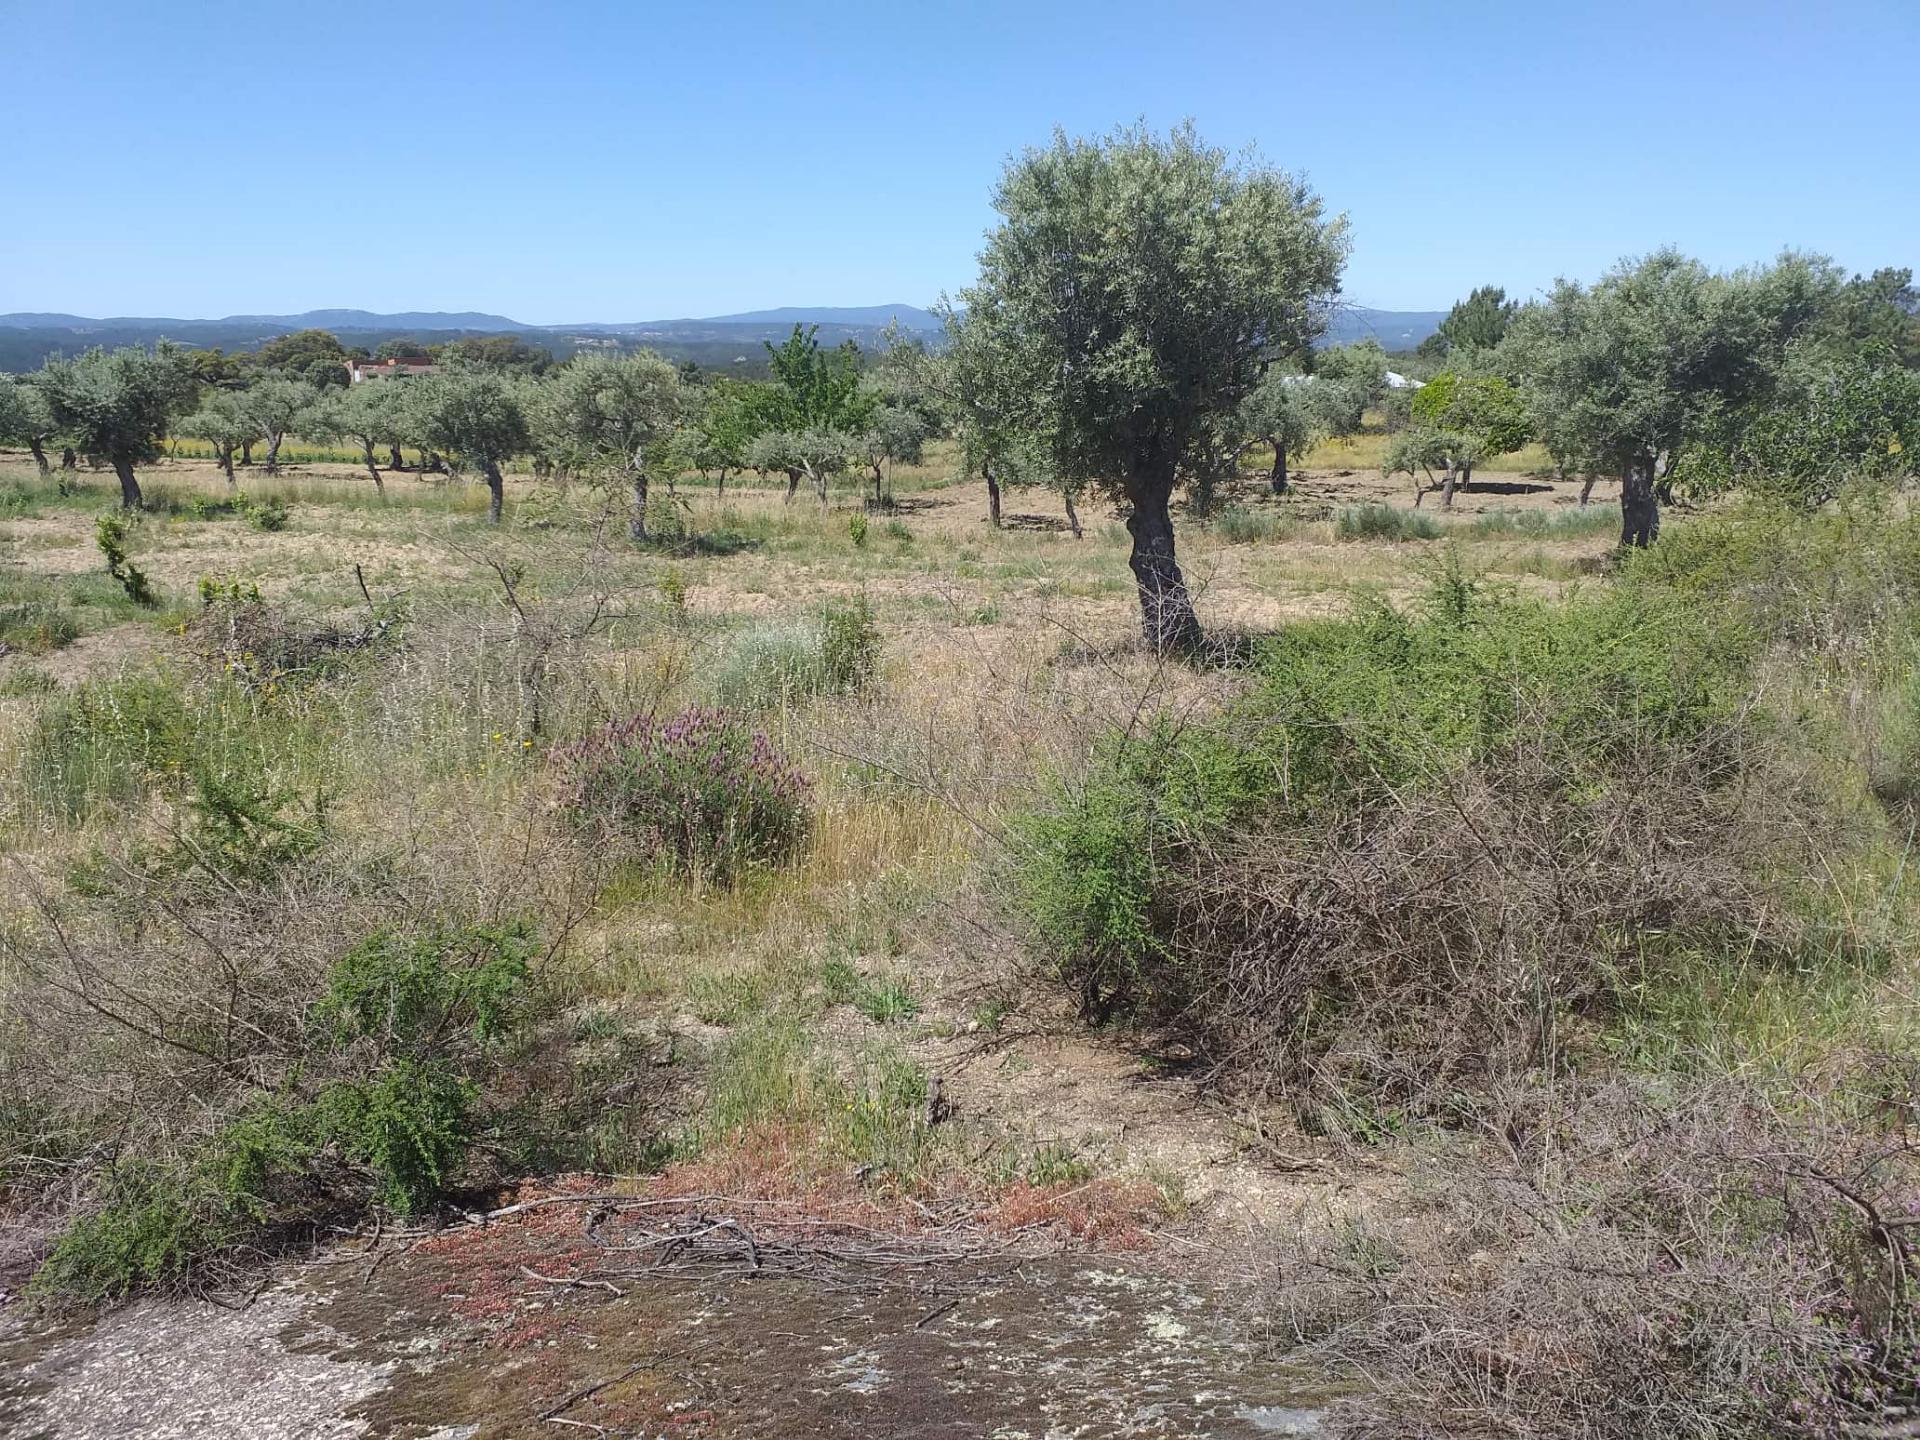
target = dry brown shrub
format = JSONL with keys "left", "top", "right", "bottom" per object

{"left": 1256, "top": 1070, "right": 1920, "bottom": 1439}
{"left": 1141, "top": 714, "right": 1870, "bottom": 1106}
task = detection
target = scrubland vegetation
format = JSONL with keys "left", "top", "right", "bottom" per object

{"left": 5, "top": 122, "right": 1920, "bottom": 1437}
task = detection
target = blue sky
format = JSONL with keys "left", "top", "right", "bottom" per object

{"left": 2, "top": 0, "right": 1913, "bottom": 323}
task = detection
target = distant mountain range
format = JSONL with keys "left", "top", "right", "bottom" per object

{"left": 0, "top": 302, "right": 1442, "bottom": 372}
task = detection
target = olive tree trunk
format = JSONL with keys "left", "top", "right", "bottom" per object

{"left": 1124, "top": 470, "right": 1201, "bottom": 654}
{"left": 359, "top": 438, "right": 384, "bottom": 492}
{"left": 217, "top": 444, "right": 236, "bottom": 486}
{"left": 784, "top": 468, "right": 801, "bottom": 502}
{"left": 239, "top": 439, "right": 252, "bottom": 467}
{"left": 388, "top": 444, "right": 405, "bottom": 470}
{"left": 27, "top": 437, "right": 50, "bottom": 475}
{"left": 483, "top": 459, "right": 504, "bottom": 525}
{"left": 263, "top": 432, "right": 284, "bottom": 476}
{"left": 1269, "top": 436, "right": 1289, "bottom": 495}
{"left": 1620, "top": 455, "right": 1660, "bottom": 548}
{"left": 1064, "top": 488, "right": 1083, "bottom": 539}
{"left": 984, "top": 462, "right": 1002, "bottom": 526}
{"left": 111, "top": 454, "right": 143, "bottom": 509}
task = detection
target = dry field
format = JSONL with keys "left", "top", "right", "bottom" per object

{"left": 12, "top": 441, "right": 1854, "bottom": 1438}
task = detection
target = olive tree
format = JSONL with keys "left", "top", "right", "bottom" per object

{"left": 37, "top": 344, "right": 196, "bottom": 507}
{"left": 407, "top": 369, "right": 531, "bottom": 524}
{"left": 1507, "top": 250, "right": 1833, "bottom": 546}
{"left": 676, "top": 380, "right": 761, "bottom": 497}
{"left": 855, "top": 402, "right": 930, "bottom": 510}
{"left": 1236, "top": 371, "right": 1367, "bottom": 495}
{"left": 240, "top": 377, "right": 322, "bottom": 476}
{"left": 1313, "top": 339, "right": 1391, "bottom": 404}
{"left": 954, "top": 123, "right": 1348, "bottom": 650}
{"left": 0, "top": 373, "right": 58, "bottom": 475}
{"left": 1406, "top": 371, "right": 1531, "bottom": 505}
{"left": 535, "top": 352, "right": 685, "bottom": 540}
{"left": 176, "top": 389, "right": 260, "bottom": 485}
{"left": 306, "top": 382, "right": 408, "bottom": 492}
{"left": 746, "top": 427, "right": 858, "bottom": 506}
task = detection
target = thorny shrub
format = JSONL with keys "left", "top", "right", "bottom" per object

{"left": 1017, "top": 568, "right": 1781, "bottom": 1075}
{"left": 553, "top": 706, "right": 811, "bottom": 880}
{"left": 27, "top": 923, "right": 542, "bottom": 1301}
{"left": 1260, "top": 1071, "right": 1920, "bottom": 1439}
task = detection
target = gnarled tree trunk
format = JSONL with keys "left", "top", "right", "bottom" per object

{"left": 264, "top": 432, "right": 284, "bottom": 476}
{"left": 1620, "top": 455, "right": 1660, "bottom": 548}
{"left": 111, "top": 454, "right": 143, "bottom": 509}
{"left": 784, "top": 467, "right": 801, "bottom": 502}
{"left": 27, "top": 437, "right": 50, "bottom": 475}
{"left": 483, "top": 459, "right": 504, "bottom": 525}
{"left": 1124, "top": 469, "right": 1201, "bottom": 654}
{"left": 359, "top": 439, "right": 384, "bottom": 492}
{"left": 239, "top": 439, "right": 252, "bottom": 468}
{"left": 1269, "top": 436, "right": 1288, "bottom": 495}
{"left": 1064, "top": 488, "right": 1083, "bottom": 539}
{"left": 984, "top": 461, "right": 1002, "bottom": 526}
{"left": 217, "top": 443, "right": 236, "bottom": 486}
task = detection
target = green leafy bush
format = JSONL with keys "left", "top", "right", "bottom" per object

{"left": 95, "top": 513, "right": 156, "bottom": 606}
{"left": 31, "top": 923, "right": 539, "bottom": 1300}
{"left": 819, "top": 593, "right": 880, "bottom": 691}
{"left": 1018, "top": 562, "right": 1767, "bottom": 1042}
{"left": 553, "top": 707, "right": 811, "bottom": 880}
{"left": 241, "top": 493, "right": 290, "bottom": 531}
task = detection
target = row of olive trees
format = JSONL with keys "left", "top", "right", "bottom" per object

{"left": 933, "top": 123, "right": 1920, "bottom": 651}
{"left": 1387, "top": 260, "right": 1920, "bottom": 534}
{"left": 0, "top": 328, "right": 944, "bottom": 532}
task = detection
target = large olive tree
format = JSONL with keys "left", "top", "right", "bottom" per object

{"left": 176, "top": 389, "right": 260, "bottom": 486}
{"left": 535, "top": 352, "right": 685, "bottom": 540}
{"left": 37, "top": 344, "right": 196, "bottom": 508}
{"left": 955, "top": 123, "right": 1348, "bottom": 650}
{"left": 407, "top": 368, "right": 532, "bottom": 524}
{"left": 239, "top": 377, "right": 322, "bottom": 476}
{"left": 307, "top": 382, "right": 409, "bottom": 492}
{"left": 1507, "top": 250, "right": 1835, "bottom": 546}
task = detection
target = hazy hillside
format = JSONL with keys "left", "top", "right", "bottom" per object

{"left": 0, "top": 301, "right": 1440, "bottom": 371}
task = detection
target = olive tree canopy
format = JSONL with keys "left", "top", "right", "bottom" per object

{"left": 0, "top": 373, "right": 59, "bottom": 475}
{"left": 954, "top": 122, "right": 1348, "bottom": 650}
{"left": 407, "top": 368, "right": 532, "bottom": 524}
{"left": 1234, "top": 371, "right": 1367, "bottom": 495}
{"left": 306, "top": 382, "right": 409, "bottom": 492}
{"left": 1506, "top": 249, "right": 1835, "bottom": 545}
{"left": 239, "top": 377, "right": 322, "bottom": 476}
{"left": 176, "top": 389, "right": 260, "bottom": 486}
{"left": 535, "top": 352, "right": 684, "bottom": 540}
{"left": 37, "top": 343, "right": 196, "bottom": 508}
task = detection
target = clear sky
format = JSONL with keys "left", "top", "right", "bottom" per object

{"left": 2, "top": 0, "right": 1914, "bottom": 323}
